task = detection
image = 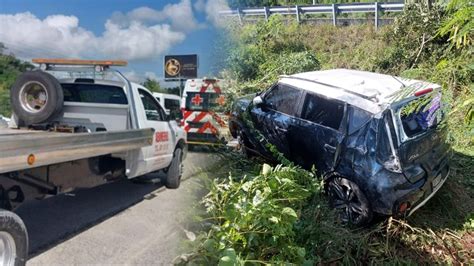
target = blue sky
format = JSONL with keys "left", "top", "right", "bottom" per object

{"left": 0, "top": 0, "right": 229, "bottom": 85}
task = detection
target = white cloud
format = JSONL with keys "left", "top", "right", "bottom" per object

{"left": 123, "top": 71, "right": 161, "bottom": 84}
{"left": 197, "top": 0, "right": 230, "bottom": 27}
{"left": 145, "top": 71, "right": 160, "bottom": 80}
{"left": 123, "top": 70, "right": 144, "bottom": 83}
{"left": 99, "top": 20, "right": 185, "bottom": 60}
{"left": 0, "top": 12, "right": 95, "bottom": 58}
{"left": 194, "top": 0, "right": 207, "bottom": 12}
{"left": 110, "top": 0, "right": 204, "bottom": 33}
{"left": 0, "top": 0, "right": 210, "bottom": 61}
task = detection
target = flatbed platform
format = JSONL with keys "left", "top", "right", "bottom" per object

{"left": 0, "top": 128, "right": 154, "bottom": 174}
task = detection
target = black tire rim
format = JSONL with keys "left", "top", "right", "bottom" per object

{"left": 328, "top": 177, "right": 366, "bottom": 225}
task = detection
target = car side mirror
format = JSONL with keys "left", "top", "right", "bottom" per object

{"left": 253, "top": 96, "right": 264, "bottom": 106}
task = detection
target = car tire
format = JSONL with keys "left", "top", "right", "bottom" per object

{"left": 0, "top": 209, "right": 28, "bottom": 266}
{"left": 163, "top": 148, "right": 183, "bottom": 189}
{"left": 327, "top": 176, "right": 373, "bottom": 226}
{"left": 10, "top": 71, "right": 63, "bottom": 126}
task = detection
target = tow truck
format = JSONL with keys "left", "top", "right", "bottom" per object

{"left": 0, "top": 59, "right": 187, "bottom": 265}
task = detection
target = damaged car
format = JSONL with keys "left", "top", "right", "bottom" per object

{"left": 229, "top": 69, "right": 450, "bottom": 226}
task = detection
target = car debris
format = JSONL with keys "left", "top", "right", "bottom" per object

{"left": 229, "top": 69, "right": 450, "bottom": 226}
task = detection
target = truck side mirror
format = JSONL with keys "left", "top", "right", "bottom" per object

{"left": 252, "top": 96, "right": 264, "bottom": 106}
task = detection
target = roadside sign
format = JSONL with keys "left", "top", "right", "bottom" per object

{"left": 164, "top": 54, "right": 198, "bottom": 79}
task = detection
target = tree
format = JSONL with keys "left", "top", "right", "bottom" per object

{"left": 142, "top": 78, "right": 163, "bottom": 93}
{"left": 438, "top": 0, "right": 473, "bottom": 48}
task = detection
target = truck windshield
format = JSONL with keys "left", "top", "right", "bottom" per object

{"left": 396, "top": 92, "right": 442, "bottom": 140}
{"left": 62, "top": 84, "right": 128, "bottom": 105}
{"left": 185, "top": 92, "right": 225, "bottom": 112}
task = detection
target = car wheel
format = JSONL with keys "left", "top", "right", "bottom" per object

{"left": 327, "top": 177, "right": 372, "bottom": 226}
{"left": 10, "top": 71, "right": 63, "bottom": 126}
{"left": 0, "top": 209, "right": 28, "bottom": 266}
{"left": 163, "top": 148, "right": 183, "bottom": 189}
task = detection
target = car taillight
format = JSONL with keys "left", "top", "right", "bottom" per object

{"left": 414, "top": 88, "right": 433, "bottom": 97}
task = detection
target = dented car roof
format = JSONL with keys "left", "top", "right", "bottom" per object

{"left": 280, "top": 69, "right": 440, "bottom": 114}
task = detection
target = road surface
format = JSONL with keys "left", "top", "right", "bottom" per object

{"left": 17, "top": 151, "right": 221, "bottom": 265}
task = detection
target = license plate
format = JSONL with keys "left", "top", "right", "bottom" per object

{"left": 432, "top": 174, "right": 442, "bottom": 188}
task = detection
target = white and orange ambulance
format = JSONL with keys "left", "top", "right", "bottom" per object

{"left": 181, "top": 78, "right": 230, "bottom": 145}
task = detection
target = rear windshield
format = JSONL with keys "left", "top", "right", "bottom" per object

{"left": 185, "top": 92, "right": 225, "bottom": 112}
{"left": 164, "top": 98, "right": 180, "bottom": 110}
{"left": 62, "top": 83, "right": 128, "bottom": 105}
{"left": 397, "top": 92, "right": 442, "bottom": 139}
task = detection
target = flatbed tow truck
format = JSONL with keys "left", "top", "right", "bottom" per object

{"left": 0, "top": 59, "right": 186, "bottom": 265}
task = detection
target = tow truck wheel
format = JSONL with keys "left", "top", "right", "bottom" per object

{"left": 10, "top": 71, "right": 64, "bottom": 126}
{"left": 163, "top": 148, "right": 183, "bottom": 189}
{"left": 0, "top": 209, "right": 28, "bottom": 266}
{"left": 327, "top": 177, "right": 372, "bottom": 226}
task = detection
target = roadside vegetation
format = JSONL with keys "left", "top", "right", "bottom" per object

{"left": 0, "top": 44, "right": 33, "bottom": 117}
{"left": 178, "top": 0, "right": 473, "bottom": 264}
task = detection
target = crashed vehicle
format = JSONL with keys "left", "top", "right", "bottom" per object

{"left": 229, "top": 69, "right": 450, "bottom": 225}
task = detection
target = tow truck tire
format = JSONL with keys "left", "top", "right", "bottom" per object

{"left": 10, "top": 71, "right": 63, "bottom": 126}
{"left": 0, "top": 209, "right": 28, "bottom": 266}
{"left": 163, "top": 148, "right": 183, "bottom": 189}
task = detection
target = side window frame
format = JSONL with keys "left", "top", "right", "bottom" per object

{"left": 262, "top": 83, "right": 304, "bottom": 116}
{"left": 138, "top": 88, "right": 167, "bottom": 122}
{"left": 298, "top": 91, "right": 347, "bottom": 132}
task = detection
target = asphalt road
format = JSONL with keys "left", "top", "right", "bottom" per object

{"left": 16, "top": 151, "right": 221, "bottom": 265}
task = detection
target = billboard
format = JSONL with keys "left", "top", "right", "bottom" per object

{"left": 164, "top": 54, "right": 198, "bottom": 79}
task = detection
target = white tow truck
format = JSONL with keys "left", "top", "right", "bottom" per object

{"left": 0, "top": 59, "right": 187, "bottom": 265}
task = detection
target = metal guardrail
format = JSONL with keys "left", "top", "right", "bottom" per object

{"left": 219, "top": 2, "right": 405, "bottom": 29}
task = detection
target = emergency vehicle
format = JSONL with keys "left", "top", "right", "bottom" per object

{"left": 181, "top": 78, "right": 230, "bottom": 145}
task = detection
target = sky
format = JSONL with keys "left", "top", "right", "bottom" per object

{"left": 0, "top": 0, "right": 230, "bottom": 86}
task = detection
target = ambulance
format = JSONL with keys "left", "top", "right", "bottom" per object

{"left": 181, "top": 78, "right": 230, "bottom": 145}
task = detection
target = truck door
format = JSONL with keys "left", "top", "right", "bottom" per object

{"left": 250, "top": 83, "right": 303, "bottom": 158}
{"left": 138, "top": 89, "right": 174, "bottom": 171}
{"left": 289, "top": 92, "right": 345, "bottom": 172}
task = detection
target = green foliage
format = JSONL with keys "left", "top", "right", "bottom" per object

{"left": 183, "top": 163, "right": 321, "bottom": 264}
{"left": 142, "top": 78, "right": 181, "bottom": 96}
{"left": 0, "top": 44, "right": 33, "bottom": 116}
{"left": 142, "top": 78, "right": 163, "bottom": 93}
{"left": 438, "top": 0, "right": 473, "bottom": 48}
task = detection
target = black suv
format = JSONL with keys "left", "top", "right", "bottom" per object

{"left": 229, "top": 69, "right": 450, "bottom": 225}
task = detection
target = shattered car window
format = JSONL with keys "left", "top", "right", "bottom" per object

{"left": 398, "top": 92, "right": 442, "bottom": 138}
{"left": 301, "top": 92, "right": 344, "bottom": 130}
{"left": 265, "top": 84, "right": 302, "bottom": 115}
{"left": 348, "top": 106, "right": 372, "bottom": 134}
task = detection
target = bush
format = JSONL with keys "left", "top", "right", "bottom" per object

{"left": 182, "top": 163, "right": 322, "bottom": 264}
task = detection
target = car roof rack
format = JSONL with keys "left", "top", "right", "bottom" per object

{"left": 279, "top": 75, "right": 378, "bottom": 102}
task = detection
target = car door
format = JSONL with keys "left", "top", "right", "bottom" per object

{"left": 289, "top": 91, "right": 346, "bottom": 172}
{"left": 250, "top": 83, "right": 304, "bottom": 158}
{"left": 138, "top": 88, "right": 174, "bottom": 172}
